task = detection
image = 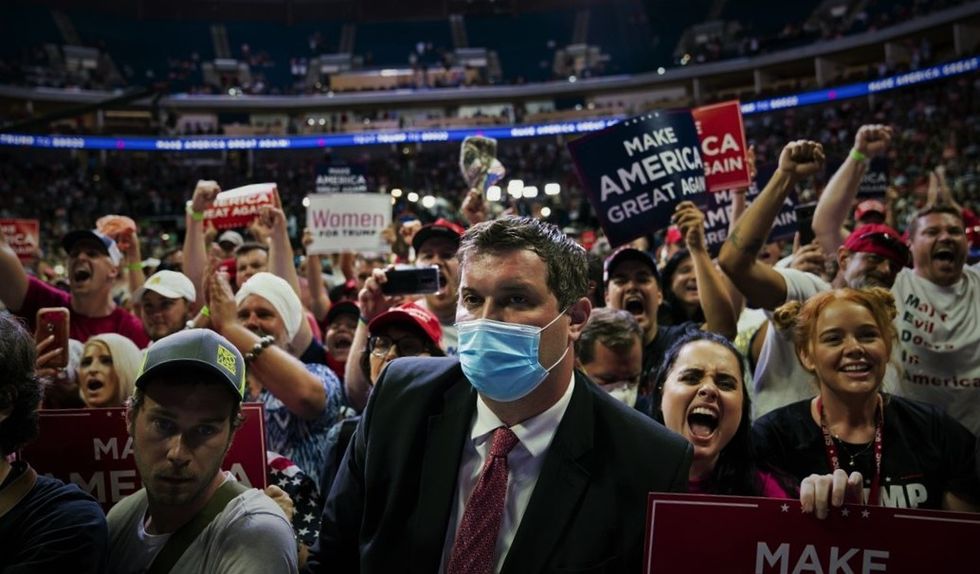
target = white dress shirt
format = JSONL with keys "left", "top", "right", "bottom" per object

{"left": 439, "top": 374, "right": 576, "bottom": 573}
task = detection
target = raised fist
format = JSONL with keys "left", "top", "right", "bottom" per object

{"left": 778, "top": 140, "right": 825, "bottom": 178}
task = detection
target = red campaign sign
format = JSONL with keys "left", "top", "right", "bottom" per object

{"left": 203, "top": 183, "right": 279, "bottom": 230}
{"left": 644, "top": 493, "right": 980, "bottom": 573}
{"left": 692, "top": 100, "right": 752, "bottom": 192}
{"left": 20, "top": 405, "right": 268, "bottom": 513}
{"left": 0, "top": 218, "right": 40, "bottom": 262}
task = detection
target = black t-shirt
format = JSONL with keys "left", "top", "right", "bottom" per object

{"left": 0, "top": 462, "right": 108, "bottom": 573}
{"left": 643, "top": 322, "right": 699, "bottom": 382}
{"left": 751, "top": 395, "right": 980, "bottom": 510}
{"left": 300, "top": 337, "right": 329, "bottom": 366}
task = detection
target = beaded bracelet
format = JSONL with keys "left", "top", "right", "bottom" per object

{"left": 244, "top": 335, "right": 276, "bottom": 363}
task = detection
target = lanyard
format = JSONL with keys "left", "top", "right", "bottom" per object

{"left": 817, "top": 394, "right": 884, "bottom": 506}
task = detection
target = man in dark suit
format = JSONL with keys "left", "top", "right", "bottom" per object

{"left": 306, "top": 217, "right": 692, "bottom": 574}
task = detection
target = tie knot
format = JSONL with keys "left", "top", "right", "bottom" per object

{"left": 488, "top": 426, "right": 519, "bottom": 458}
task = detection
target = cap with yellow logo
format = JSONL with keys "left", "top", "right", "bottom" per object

{"left": 134, "top": 329, "right": 246, "bottom": 401}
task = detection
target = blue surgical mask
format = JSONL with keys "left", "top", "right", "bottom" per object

{"left": 456, "top": 310, "right": 570, "bottom": 402}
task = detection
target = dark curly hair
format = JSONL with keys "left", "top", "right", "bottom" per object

{"left": 0, "top": 314, "right": 42, "bottom": 456}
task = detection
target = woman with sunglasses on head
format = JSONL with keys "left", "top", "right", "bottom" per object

{"left": 752, "top": 287, "right": 980, "bottom": 512}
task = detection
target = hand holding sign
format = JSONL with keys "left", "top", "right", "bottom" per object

{"left": 854, "top": 124, "right": 892, "bottom": 156}
{"left": 778, "top": 140, "right": 825, "bottom": 179}
{"left": 800, "top": 469, "right": 865, "bottom": 520}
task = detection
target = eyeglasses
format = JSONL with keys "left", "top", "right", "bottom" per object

{"left": 369, "top": 334, "right": 429, "bottom": 358}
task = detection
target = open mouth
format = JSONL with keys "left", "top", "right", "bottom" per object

{"left": 86, "top": 379, "right": 104, "bottom": 392}
{"left": 840, "top": 362, "right": 872, "bottom": 376}
{"left": 687, "top": 407, "right": 719, "bottom": 439}
{"left": 73, "top": 269, "right": 92, "bottom": 282}
{"left": 624, "top": 295, "right": 646, "bottom": 316}
{"left": 333, "top": 335, "right": 353, "bottom": 351}
{"left": 933, "top": 248, "right": 956, "bottom": 263}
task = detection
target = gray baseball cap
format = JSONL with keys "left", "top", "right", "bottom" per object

{"left": 134, "top": 329, "right": 246, "bottom": 401}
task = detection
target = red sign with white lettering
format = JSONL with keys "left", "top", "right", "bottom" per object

{"left": 203, "top": 183, "right": 279, "bottom": 230}
{"left": 19, "top": 405, "right": 268, "bottom": 512}
{"left": 644, "top": 493, "right": 979, "bottom": 573}
{"left": 692, "top": 100, "right": 751, "bottom": 192}
{"left": 0, "top": 218, "right": 40, "bottom": 262}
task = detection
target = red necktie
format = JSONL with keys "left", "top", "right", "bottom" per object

{"left": 447, "top": 426, "right": 520, "bottom": 574}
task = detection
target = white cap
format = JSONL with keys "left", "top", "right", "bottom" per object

{"left": 217, "top": 230, "right": 244, "bottom": 248}
{"left": 134, "top": 270, "right": 197, "bottom": 303}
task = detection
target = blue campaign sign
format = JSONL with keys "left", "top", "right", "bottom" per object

{"left": 568, "top": 110, "right": 708, "bottom": 247}
{"left": 701, "top": 166, "right": 799, "bottom": 256}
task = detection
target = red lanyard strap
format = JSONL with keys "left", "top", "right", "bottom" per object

{"left": 817, "top": 394, "right": 884, "bottom": 506}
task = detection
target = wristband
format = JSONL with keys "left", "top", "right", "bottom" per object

{"left": 849, "top": 148, "right": 868, "bottom": 162}
{"left": 126, "top": 262, "right": 142, "bottom": 271}
{"left": 200, "top": 305, "right": 211, "bottom": 318}
{"left": 359, "top": 315, "right": 371, "bottom": 325}
{"left": 186, "top": 203, "right": 205, "bottom": 221}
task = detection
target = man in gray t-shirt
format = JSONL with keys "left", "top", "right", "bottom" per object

{"left": 106, "top": 329, "right": 296, "bottom": 573}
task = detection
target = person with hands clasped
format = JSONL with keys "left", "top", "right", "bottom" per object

{"left": 205, "top": 269, "right": 344, "bottom": 486}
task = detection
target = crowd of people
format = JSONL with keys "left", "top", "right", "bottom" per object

{"left": 2, "top": 103, "right": 980, "bottom": 571}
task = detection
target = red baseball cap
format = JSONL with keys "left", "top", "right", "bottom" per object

{"left": 855, "top": 199, "right": 886, "bottom": 223}
{"left": 412, "top": 218, "right": 465, "bottom": 252}
{"left": 367, "top": 301, "right": 443, "bottom": 348}
{"left": 842, "top": 223, "right": 910, "bottom": 268}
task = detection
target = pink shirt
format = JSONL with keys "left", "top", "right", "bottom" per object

{"left": 688, "top": 470, "right": 792, "bottom": 498}
{"left": 19, "top": 276, "right": 150, "bottom": 348}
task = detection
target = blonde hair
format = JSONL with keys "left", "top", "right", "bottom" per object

{"left": 81, "top": 334, "right": 143, "bottom": 407}
{"left": 773, "top": 287, "right": 897, "bottom": 380}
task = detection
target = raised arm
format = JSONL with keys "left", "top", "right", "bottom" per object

{"left": 182, "top": 180, "right": 221, "bottom": 312}
{"left": 303, "top": 228, "right": 331, "bottom": 323}
{"left": 673, "top": 201, "right": 737, "bottom": 340}
{"left": 344, "top": 267, "right": 397, "bottom": 412}
{"left": 208, "top": 271, "right": 326, "bottom": 420}
{"left": 812, "top": 124, "right": 892, "bottom": 253}
{"left": 719, "top": 140, "right": 825, "bottom": 310}
{"left": 259, "top": 204, "right": 301, "bottom": 298}
{"left": 0, "top": 232, "right": 29, "bottom": 312}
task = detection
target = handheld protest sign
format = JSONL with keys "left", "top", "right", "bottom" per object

{"left": 306, "top": 192, "right": 392, "bottom": 254}
{"left": 857, "top": 156, "right": 889, "bottom": 199}
{"left": 692, "top": 100, "right": 752, "bottom": 192}
{"left": 315, "top": 163, "right": 368, "bottom": 194}
{"left": 700, "top": 181, "right": 799, "bottom": 256}
{"left": 0, "top": 218, "right": 39, "bottom": 262}
{"left": 568, "top": 110, "right": 708, "bottom": 248}
{"left": 19, "top": 405, "right": 268, "bottom": 513}
{"left": 203, "top": 183, "right": 279, "bottom": 230}
{"left": 644, "top": 493, "right": 980, "bottom": 574}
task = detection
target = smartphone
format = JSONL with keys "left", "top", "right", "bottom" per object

{"left": 382, "top": 266, "right": 441, "bottom": 295}
{"left": 795, "top": 203, "right": 818, "bottom": 246}
{"left": 36, "top": 307, "right": 70, "bottom": 369}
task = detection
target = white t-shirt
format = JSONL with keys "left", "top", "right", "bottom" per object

{"left": 892, "top": 264, "right": 980, "bottom": 435}
{"left": 106, "top": 475, "right": 297, "bottom": 574}
{"left": 751, "top": 268, "right": 830, "bottom": 419}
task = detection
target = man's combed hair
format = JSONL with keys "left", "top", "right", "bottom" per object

{"left": 576, "top": 308, "right": 642, "bottom": 365}
{"left": 907, "top": 202, "right": 964, "bottom": 238}
{"left": 457, "top": 216, "right": 588, "bottom": 309}
{"left": 0, "top": 315, "right": 42, "bottom": 456}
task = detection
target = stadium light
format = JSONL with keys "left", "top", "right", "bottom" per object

{"left": 407, "top": 192, "right": 419, "bottom": 202}
{"left": 657, "top": 67, "right": 666, "bottom": 75}
{"left": 486, "top": 185, "right": 502, "bottom": 201}
{"left": 507, "top": 179, "right": 524, "bottom": 197}
{"left": 522, "top": 186, "right": 538, "bottom": 198}
{"left": 540, "top": 206, "right": 552, "bottom": 218}
{"left": 391, "top": 188, "right": 403, "bottom": 198}
{"left": 544, "top": 183, "right": 560, "bottom": 196}
{"left": 302, "top": 197, "right": 311, "bottom": 207}
{"left": 422, "top": 195, "right": 436, "bottom": 208}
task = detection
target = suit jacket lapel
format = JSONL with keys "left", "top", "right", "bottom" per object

{"left": 409, "top": 376, "right": 475, "bottom": 573}
{"left": 501, "top": 372, "right": 594, "bottom": 574}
